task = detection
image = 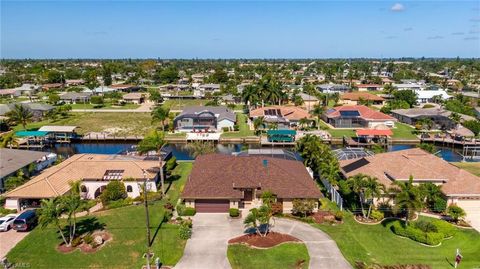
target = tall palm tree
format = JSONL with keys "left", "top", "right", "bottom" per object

{"left": 347, "top": 174, "right": 368, "bottom": 218}
{"left": 311, "top": 104, "right": 326, "bottom": 130}
{"left": 320, "top": 158, "right": 341, "bottom": 185}
{"left": 363, "top": 176, "right": 384, "bottom": 219}
{"left": 7, "top": 104, "right": 33, "bottom": 130}
{"left": 390, "top": 176, "right": 423, "bottom": 225}
{"left": 39, "top": 198, "right": 69, "bottom": 246}
{"left": 241, "top": 85, "right": 260, "bottom": 109}
{"left": 151, "top": 106, "right": 170, "bottom": 131}
{"left": 137, "top": 130, "right": 166, "bottom": 196}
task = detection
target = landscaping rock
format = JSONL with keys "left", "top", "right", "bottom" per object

{"left": 94, "top": 235, "right": 103, "bottom": 245}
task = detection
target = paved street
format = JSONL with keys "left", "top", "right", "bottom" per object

{"left": 0, "top": 229, "right": 29, "bottom": 258}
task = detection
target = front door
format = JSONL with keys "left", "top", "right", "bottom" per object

{"left": 244, "top": 189, "right": 253, "bottom": 201}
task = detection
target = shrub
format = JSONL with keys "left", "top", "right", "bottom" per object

{"left": 222, "top": 127, "right": 230, "bottom": 132}
{"left": 377, "top": 202, "right": 393, "bottom": 217}
{"left": 178, "top": 223, "right": 192, "bottom": 240}
{"left": 182, "top": 207, "right": 196, "bottom": 216}
{"left": 432, "top": 220, "right": 456, "bottom": 237}
{"left": 176, "top": 204, "right": 186, "bottom": 215}
{"left": 370, "top": 210, "right": 384, "bottom": 221}
{"left": 100, "top": 181, "right": 127, "bottom": 204}
{"left": 165, "top": 156, "right": 177, "bottom": 172}
{"left": 83, "top": 234, "right": 94, "bottom": 245}
{"left": 391, "top": 221, "right": 445, "bottom": 246}
{"left": 432, "top": 197, "right": 447, "bottom": 213}
{"left": 105, "top": 197, "right": 133, "bottom": 209}
{"left": 422, "top": 104, "right": 435, "bottom": 109}
{"left": 415, "top": 220, "right": 438, "bottom": 233}
{"left": 447, "top": 205, "right": 466, "bottom": 223}
{"left": 229, "top": 208, "right": 240, "bottom": 217}
{"left": 90, "top": 95, "right": 104, "bottom": 104}
{"left": 0, "top": 207, "right": 17, "bottom": 217}
{"left": 334, "top": 211, "right": 344, "bottom": 221}
{"left": 292, "top": 199, "right": 317, "bottom": 217}
{"left": 71, "top": 237, "right": 83, "bottom": 247}
{"left": 233, "top": 125, "right": 239, "bottom": 131}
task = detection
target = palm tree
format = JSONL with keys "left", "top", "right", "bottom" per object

{"left": 320, "top": 158, "right": 340, "bottom": 185}
{"left": 311, "top": 104, "right": 326, "bottom": 130}
{"left": 298, "top": 117, "right": 310, "bottom": 130}
{"left": 363, "top": 176, "right": 384, "bottom": 219}
{"left": 0, "top": 133, "right": 19, "bottom": 148}
{"left": 347, "top": 174, "right": 368, "bottom": 218}
{"left": 61, "top": 192, "right": 82, "bottom": 246}
{"left": 151, "top": 106, "right": 170, "bottom": 131}
{"left": 390, "top": 176, "right": 423, "bottom": 225}
{"left": 137, "top": 130, "right": 166, "bottom": 196}
{"left": 241, "top": 85, "right": 260, "bottom": 109}
{"left": 38, "top": 198, "right": 69, "bottom": 246}
{"left": 253, "top": 116, "right": 265, "bottom": 135}
{"left": 7, "top": 104, "right": 33, "bottom": 130}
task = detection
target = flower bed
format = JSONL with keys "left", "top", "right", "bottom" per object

{"left": 228, "top": 232, "right": 300, "bottom": 248}
{"left": 57, "top": 230, "right": 112, "bottom": 253}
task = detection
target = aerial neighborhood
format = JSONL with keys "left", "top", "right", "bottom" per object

{"left": 1, "top": 57, "right": 479, "bottom": 269}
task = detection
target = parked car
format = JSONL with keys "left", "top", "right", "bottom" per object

{"left": 12, "top": 210, "right": 38, "bottom": 232}
{"left": 0, "top": 214, "right": 17, "bottom": 232}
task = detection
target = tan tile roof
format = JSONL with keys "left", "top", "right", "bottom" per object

{"left": 182, "top": 154, "right": 321, "bottom": 199}
{"left": 339, "top": 148, "right": 480, "bottom": 197}
{"left": 326, "top": 105, "right": 396, "bottom": 121}
{"left": 249, "top": 106, "right": 311, "bottom": 121}
{"left": 5, "top": 154, "right": 158, "bottom": 199}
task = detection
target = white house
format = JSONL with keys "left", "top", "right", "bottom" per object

{"left": 415, "top": 89, "right": 452, "bottom": 104}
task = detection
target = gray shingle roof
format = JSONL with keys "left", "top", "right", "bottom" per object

{"left": 0, "top": 149, "right": 48, "bottom": 179}
{"left": 177, "top": 106, "right": 236, "bottom": 122}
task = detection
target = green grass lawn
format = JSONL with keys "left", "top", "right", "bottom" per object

{"left": 69, "top": 102, "right": 140, "bottom": 110}
{"left": 221, "top": 113, "right": 255, "bottom": 138}
{"left": 14, "top": 112, "right": 154, "bottom": 136}
{"left": 227, "top": 243, "right": 309, "bottom": 269}
{"left": 162, "top": 99, "right": 209, "bottom": 110}
{"left": 451, "top": 162, "right": 480, "bottom": 176}
{"left": 391, "top": 122, "right": 418, "bottom": 140}
{"left": 314, "top": 214, "right": 480, "bottom": 268}
{"left": 7, "top": 162, "right": 193, "bottom": 268}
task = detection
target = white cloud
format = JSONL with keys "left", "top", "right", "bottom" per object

{"left": 391, "top": 3, "right": 405, "bottom": 12}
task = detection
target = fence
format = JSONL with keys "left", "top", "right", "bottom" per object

{"left": 319, "top": 177, "right": 343, "bottom": 211}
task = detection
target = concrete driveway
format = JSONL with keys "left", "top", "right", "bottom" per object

{"left": 0, "top": 229, "right": 29, "bottom": 258}
{"left": 173, "top": 214, "right": 351, "bottom": 269}
{"left": 173, "top": 214, "right": 243, "bottom": 269}
{"left": 272, "top": 218, "right": 352, "bottom": 269}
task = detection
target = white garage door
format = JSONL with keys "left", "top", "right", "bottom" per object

{"left": 456, "top": 199, "right": 480, "bottom": 232}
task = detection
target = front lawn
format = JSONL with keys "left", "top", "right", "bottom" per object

{"left": 227, "top": 243, "right": 309, "bottom": 269}
{"left": 69, "top": 102, "right": 140, "bottom": 110}
{"left": 162, "top": 99, "right": 209, "bottom": 110}
{"left": 314, "top": 214, "right": 480, "bottom": 268}
{"left": 7, "top": 162, "right": 193, "bottom": 268}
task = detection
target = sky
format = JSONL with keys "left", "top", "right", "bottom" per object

{"left": 1, "top": 1, "right": 479, "bottom": 59}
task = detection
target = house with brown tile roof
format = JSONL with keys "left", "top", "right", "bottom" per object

{"left": 339, "top": 148, "right": 480, "bottom": 209}
{"left": 324, "top": 105, "right": 396, "bottom": 129}
{"left": 340, "top": 92, "right": 385, "bottom": 106}
{"left": 181, "top": 154, "right": 322, "bottom": 213}
{"left": 249, "top": 106, "right": 311, "bottom": 129}
{"left": 4, "top": 154, "right": 159, "bottom": 211}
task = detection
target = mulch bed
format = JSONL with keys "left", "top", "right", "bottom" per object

{"left": 57, "top": 230, "right": 112, "bottom": 254}
{"left": 228, "top": 232, "right": 300, "bottom": 248}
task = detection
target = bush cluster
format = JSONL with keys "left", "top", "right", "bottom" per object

{"left": 370, "top": 210, "right": 384, "bottom": 221}
{"left": 100, "top": 181, "right": 127, "bottom": 205}
{"left": 391, "top": 219, "right": 454, "bottom": 246}
{"left": 105, "top": 197, "right": 133, "bottom": 209}
{"left": 229, "top": 208, "right": 240, "bottom": 217}
{"left": 177, "top": 205, "right": 196, "bottom": 216}
{"left": 178, "top": 219, "right": 193, "bottom": 240}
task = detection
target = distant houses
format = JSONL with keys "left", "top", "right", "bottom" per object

{"left": 324, "top": 105, "right": 396, "bottom": 128}
{"left": 194, "top": 84, "right": 221, "bottom": 97}
{"left": 356, "top": 84, "right": 383, "bottom": 92}
{"left": 0, "top": 103, "right": 54, "bottom": 120}
{"left": 173, "top": 106, "right": 236, "bottom": 132}
{"left": 391, "top": 107, "right": 475, "bottom": 130}
{"left": 249, "top": 106, "right": 311, "bottom": 129}
{"left": 340, "top": 92, "right": 385, "bottom": 106}
{"left": 59, "top": 92, "right": 92, "bottom": 104}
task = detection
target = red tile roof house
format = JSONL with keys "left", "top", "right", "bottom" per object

{"left": 181, "top": 154, "right": 322, "bottom": 213}
{"left": 339, "top": 148, "right": 480, "bottom": 223}
{"left": 324, "top": 105, "right": 397, "bottom": 129}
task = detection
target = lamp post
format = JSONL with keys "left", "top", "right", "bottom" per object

{"left": 143, "top": 169, "right": 151, "bottom": 269}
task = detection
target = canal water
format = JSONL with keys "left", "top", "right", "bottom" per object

{"left": 50, "top": 142, "right": 474, "bottom": 163}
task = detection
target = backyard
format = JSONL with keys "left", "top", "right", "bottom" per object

{"left": 314, "top": 214, "right": 480, "bottom": 268}
{"left": 13, "top": 112, "right": 154, "bottom": 136}
{"left": 6, "top": 162, "right": 193, "bottom": 268}
{"left": 221, "top": 113, "right": 255, "bottom": 138}
{"left": 227, "top": 243, "right": 309, "bottom": 269}
{"left": 451, "top": 162, "right": 480, "bottom": 176}
{"left": 318, "top": 120, "right": 417, "bottom": 140}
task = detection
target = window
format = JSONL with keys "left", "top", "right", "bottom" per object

{"left": 126, "top": 185, "right": 133, "bottom": 192}
{"left": 80, "top": 185, "right": 87, "bottom": 192}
